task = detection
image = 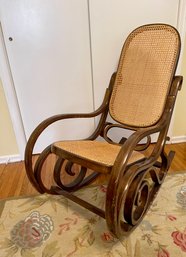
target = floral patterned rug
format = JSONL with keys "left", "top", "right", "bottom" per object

{"left": 0, "top": 173, "right": 186, "bottom": 257}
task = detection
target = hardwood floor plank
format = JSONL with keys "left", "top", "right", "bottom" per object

{"left": 165, "top": 143, "right": 186, "bottom": 172}
{"left": 0, "top": 163, "right": 19, "bottom": 198}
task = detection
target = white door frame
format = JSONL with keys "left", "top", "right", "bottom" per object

{"left": 0, "top": 23, "right": 26, "bottom": 160}
{"left": 169, "top": 0, "right": 186, "bottom": 142}
{"left": 176, "top": 0, "right": 186, "bottom": 72}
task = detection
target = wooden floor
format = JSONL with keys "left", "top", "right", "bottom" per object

{"left": 0, "top": 142, "right": 186, "bottom": 200}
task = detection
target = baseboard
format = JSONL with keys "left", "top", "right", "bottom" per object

{"left": 171, "top": 135, "right": 186, "bottom": 144}
{"left": 0, "top": 154, "right": 22, "bottom": 164}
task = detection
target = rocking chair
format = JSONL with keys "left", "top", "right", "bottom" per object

{"left": 25, "top": 24, "right": 183, "bottom": 238}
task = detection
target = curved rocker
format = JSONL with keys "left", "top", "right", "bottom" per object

{"left": 25, "top": 24, "right": 183, "bottom": 238}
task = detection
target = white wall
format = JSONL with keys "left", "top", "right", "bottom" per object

{"left": 0, "top": 79, "right": 18, "bottom": 157}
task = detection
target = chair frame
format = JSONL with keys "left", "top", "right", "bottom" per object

{"left": 25, "top": 24, "right": 183, "bottom": 238}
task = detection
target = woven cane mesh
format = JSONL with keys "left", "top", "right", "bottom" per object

{"left": 109, "top": 24, "right": 180, "bottom": 127}
{"left": 53, "top": 140, "right": 144, "bottom": 168}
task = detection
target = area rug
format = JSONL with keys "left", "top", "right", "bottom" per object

{"left": 0, "top": 174, "right": 186, "bottom": 257}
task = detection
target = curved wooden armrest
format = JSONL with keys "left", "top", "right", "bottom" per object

{"left": 24, "top": 73, "right": 116, "bottom": 192}
{"left": 25, "top": 73, "right": 117, "bottom": 162}
{"left": 25, "top": 72, "right": 117, "bottom": 157}
{"left": 25, "top": 102, "right": 107, "bottom": 156}
{"left": 24, "top": 106, "right": 108, "bottom": 193}
{"left": 114, "top": 75, "right": 183, "bottom": 171}
{"left": 114, "top": 120, "right": 167, "bottom": 170}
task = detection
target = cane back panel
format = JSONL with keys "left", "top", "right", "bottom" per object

{"left": 109, "top": 24, "right": 180, "bottom": 127}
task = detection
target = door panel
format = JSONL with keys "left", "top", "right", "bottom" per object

{"left": 0, "top": 0, "right": 94, "bottom": 152}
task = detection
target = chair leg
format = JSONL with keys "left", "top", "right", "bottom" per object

{"left": 105, "top": 153, "right": 170, "bottom": 238}
{"left": 27, "top": 148, "right": 100, "bottom": 194}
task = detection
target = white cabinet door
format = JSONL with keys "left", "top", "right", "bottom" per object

{"left": 0, "top": 0, "right": 94, "bottom": 152}
{"left": 89, "top": 0, "right": 179, "bottom": 142}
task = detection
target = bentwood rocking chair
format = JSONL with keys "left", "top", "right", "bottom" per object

{"left": 25, "top": 24, "right": 183, "bottom": 238}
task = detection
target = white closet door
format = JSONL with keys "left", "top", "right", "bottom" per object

{"left": 0, "top": 0, "right": 94, "bottom": 152}
{"left": 89, "top": 0, "right": 179, "bottom": 142}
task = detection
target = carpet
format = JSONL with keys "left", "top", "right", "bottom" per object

{"left": 0, "top": 174, "right": 186, "bottom": 257}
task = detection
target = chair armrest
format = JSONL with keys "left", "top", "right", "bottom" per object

{"left": 24, "top": 86, "right": 112, "bottom": 189}
{"left": 113, "top": 114, "right": 169, "bottom": 170}
{"left": 24, "top": 73, "right": 116, "bottom": 193}
{"left": 24, "top": 72, "right": 117, "bottom": 161}
{"left": 115, "top": 74, "right": 183, "bottom": 170}
{"left": 25, "top": 105, "right": 106, "bottom": 154}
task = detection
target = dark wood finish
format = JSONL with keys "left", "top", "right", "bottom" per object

{"left": 24, "top": 24, "right": 183, "bottom": 238}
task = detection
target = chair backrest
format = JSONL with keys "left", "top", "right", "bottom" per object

{"left": 109, "top": 24, "right": 180, "bottom": 128}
